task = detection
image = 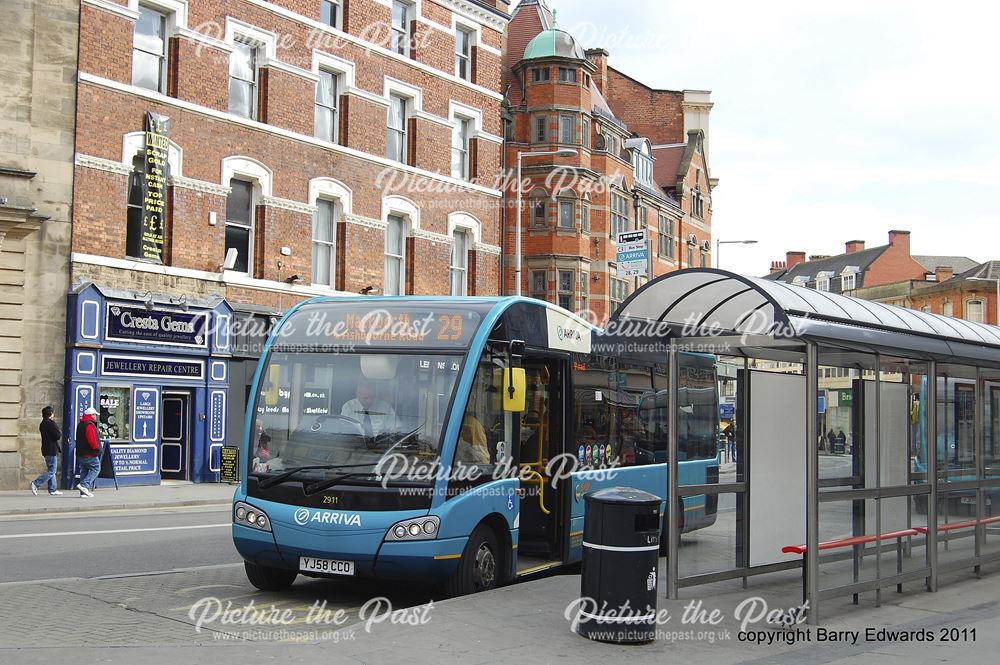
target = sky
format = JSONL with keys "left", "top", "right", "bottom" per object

{"left": 511, "top": 0, "right": 1000, "bottom": 276}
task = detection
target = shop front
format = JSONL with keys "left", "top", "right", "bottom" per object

{"left": 63, "top": 283, "right": 233, "bottom": 487}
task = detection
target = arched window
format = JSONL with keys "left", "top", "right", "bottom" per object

{"left": 309, "top": 178, "right": 351, "bottom": 289}
{"left": 221, "top": 157, "right": 272, "bottom": 276}
{"left": 125, "top": 151, "right": 146, "bottom": 259}
{"left": 382, "top": 196, "right": 419, "bottom": 296}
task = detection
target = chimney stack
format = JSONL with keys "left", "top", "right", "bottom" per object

{"left": 786, "top": 251, "right": 806, "bottom": 269}
{"left": 585, "top": 48, "right": 609, "bottom": 94}
{"left": 770, "top": 260, "right": 786, "bottom": 275}
{"left": 845, "top": 240, "right": 865, "bottom": 253}
{"left": 888, "top": 230, "right": 911, "bottom": 255}
{"left": 935, "top": 265, "right": 954, "bottom": 282}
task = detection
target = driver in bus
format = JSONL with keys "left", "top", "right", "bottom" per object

{"left": 341, "top": 380, "right": 397, "bottom": 437}
{"left": 456, "top": 415, "right": 491, "bottom": 465}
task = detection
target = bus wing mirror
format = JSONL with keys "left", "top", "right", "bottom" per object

{"left": 502, "top": 368, "right": 527, "bottom": 412}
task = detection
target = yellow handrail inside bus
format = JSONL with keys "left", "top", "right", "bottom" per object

{"left": 520, "top": 469, "right": 550, "bottom": 515}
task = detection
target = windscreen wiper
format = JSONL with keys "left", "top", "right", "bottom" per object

{"left": 256, "top": 463, "right": 376, "bottom": 490}
{"left": 302, "top": 471, "right": 381, "bottom": 496}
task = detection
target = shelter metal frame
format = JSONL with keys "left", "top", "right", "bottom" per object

{"left": 609, "top": 269, "right": 1000, "bottom": 623}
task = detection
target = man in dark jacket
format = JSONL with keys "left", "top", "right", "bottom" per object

{"left": 75, "top": 407, "right": 102, "bottom": 498}
{"left": 30, "top": 405, "right": 63, "bottom": 496}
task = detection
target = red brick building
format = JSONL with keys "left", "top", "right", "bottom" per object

{"left": 69, "top": 0, "right": 509, "bottom": 481}
{"left": 501, "top": 0, "right": 714, "bottom": 323}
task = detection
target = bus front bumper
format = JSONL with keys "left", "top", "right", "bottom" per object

{"left": 232, "top": 524, "right": 467, "bottom": 581}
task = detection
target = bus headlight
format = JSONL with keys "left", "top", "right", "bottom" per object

{"left": 234, "top": 501, "right": 272, "bottom": 532}
{"left": 385, "top": 516, "right": 440, "bottom": 541}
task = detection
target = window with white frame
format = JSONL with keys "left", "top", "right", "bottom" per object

{"left": 816, "top": 273, "right": 831, "bottom": 292}
{"left": 229, "top": 37, "right": 260, "bottom": 119}
{"left": 387, "top": 93, "right": 409, "bottom": 163}
{"left": 225, "top": 179, "right": 255, "bottom": 274}
{"left": 557, "top": 270, "right": 574, "bottom": 310}
{"left": 132, "top": 5, "right": 168, "bottom": 93}
{"left": 450, "top": 228, "right": 470, "bottom": 296}
{"left": 320, "top": 0, "right": 342, "bottom": 30}
{"left": 455, "top": 25, "right": 474, "bottom": 81}
{"left": 451, "top": 116, "right": 472, "bottom": 179}
{"left": 966, "top": 299, "right": 985, "bottom": 323}
{"left": 315, "top": 69, "right": 340, "bottom": 142}
{"left": 391, "top": 1, "right": 412, "bottom": 56}
{"left": 559, "top": 114, "right": 574, "bottom": 144}
{"left": 611, "top": 191, "right": 629, "bottom": 239}
{"left": 312, "top": 199, "right": 338, "bottom": 287}
{"left": 841, "top": 271, "right": 856, "bottom": 291}
{"left": 384, "top": 214, "right": 407, "bottom": 295}
{"left": 634, "top": 152, "right": 653, "bottom": 186}
{"left": 558, "top": 198, "right": 574, "bottom": 229}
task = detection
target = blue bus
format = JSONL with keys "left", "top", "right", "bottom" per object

{"left": 232, "top": 297, "right": 719, "bottom": 594}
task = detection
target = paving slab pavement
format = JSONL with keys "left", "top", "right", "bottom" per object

{"left": 1, "top": 553, "right": 996, "bottom": 664}
{"left": 0, "top": 481, "right": 237, "bottom": 516}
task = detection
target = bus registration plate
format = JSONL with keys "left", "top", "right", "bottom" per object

{"left": 299, "top": 557, "right": 355, "bottom": 575}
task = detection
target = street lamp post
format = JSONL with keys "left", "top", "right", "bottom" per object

{"left": 968, "top": 276, "right": 1000, "bottom": 325}
{"left": 715, "top": 239, "right": 758, "bottom": 270}
{"left": 515, "top": 148, "right": 578, "bottom": 296}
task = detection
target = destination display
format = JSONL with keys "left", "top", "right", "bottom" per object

{"left": 106, "top": 303, "right": 208, "bottom": 347}
{"left": 275, "top": 304, "right": 484, "bottom": 349}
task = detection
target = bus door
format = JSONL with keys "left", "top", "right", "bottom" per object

{"left": 514, "top": 356, "right": 566, "bottom": 575}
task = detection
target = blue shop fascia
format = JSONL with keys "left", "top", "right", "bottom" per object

{"left": 63, "top": 283, "right": 234, "bottom": 487}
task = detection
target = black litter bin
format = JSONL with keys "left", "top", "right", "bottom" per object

{"left": 577, "top": 486, "right": 661, "bottom": 644}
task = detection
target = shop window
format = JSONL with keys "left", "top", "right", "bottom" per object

{"left": 99, "top": 387, "right": 131, "bottom": 442}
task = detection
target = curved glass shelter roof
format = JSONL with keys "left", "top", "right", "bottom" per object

{"left": 612, "top": 269, "right": 1000, "bottom": 366}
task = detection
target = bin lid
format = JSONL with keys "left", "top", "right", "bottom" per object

{"left": 586, "top": 486, "right": 662, "bottom": 506}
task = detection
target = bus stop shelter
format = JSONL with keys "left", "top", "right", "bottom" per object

{"left": 608, "top": 268, "right": 1000, "bottom": 623}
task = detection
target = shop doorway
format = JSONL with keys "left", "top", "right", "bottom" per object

{"left": 161, "top": 392, "right": 191, "bottom": 480}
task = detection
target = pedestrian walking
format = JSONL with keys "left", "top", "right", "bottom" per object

{"left": 75, "top": 406, "right": 102, "bottom": 498}
{"left": 30, "top": 405, "right": 63, "bottom": 496}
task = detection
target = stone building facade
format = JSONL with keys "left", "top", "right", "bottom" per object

{"left": 0, "top": 0, "right": 77, "bottom": 489}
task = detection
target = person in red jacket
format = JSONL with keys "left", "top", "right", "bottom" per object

{"left": 75, "top": 407, "right": 102, "bottom": 498}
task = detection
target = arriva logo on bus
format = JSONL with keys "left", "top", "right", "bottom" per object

{"left": 293, "top": 508, "right": 363, "bottom": 527}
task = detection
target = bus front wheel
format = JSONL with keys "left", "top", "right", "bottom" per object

{"left": 245, "top": 561, "right": 297, "bottom": 591}
{"left": 445, "top": 524, "right": 499, "bottom": 597}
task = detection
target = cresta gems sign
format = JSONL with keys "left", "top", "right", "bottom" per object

{"left": 105, "top": 304, "right": 208, "bottom": 347}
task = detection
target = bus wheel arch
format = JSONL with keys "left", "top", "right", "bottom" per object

{"left": 444, "top": 516, "right": 509, "bottom": 597}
